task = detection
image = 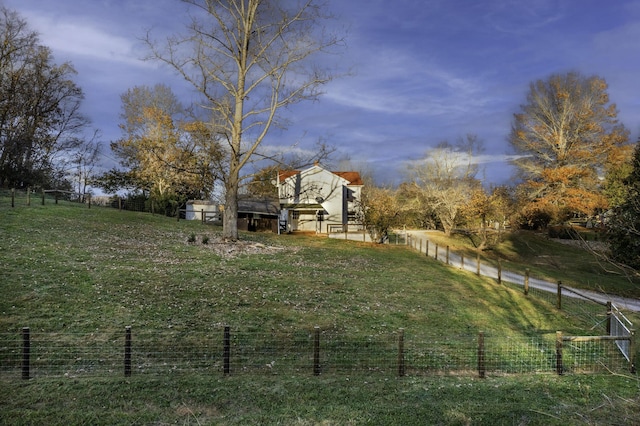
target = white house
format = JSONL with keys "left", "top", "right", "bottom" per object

{"left": 278, "top": 164, "right": 363, "bottom": 234}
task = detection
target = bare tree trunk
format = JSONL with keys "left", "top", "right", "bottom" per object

{"left": 223, "top": 156, "right": 240, "bottom": 240}
{"left": 223, "top": 183, "right": 239, "bottom": 240}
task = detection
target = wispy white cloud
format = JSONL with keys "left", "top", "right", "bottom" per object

{"left": 324, "top": 47, "right": 487, "bottom": 117}
{"left": 26, "top": 13, "right": 148, "bottom": 67}
{"left": 482, "top": 0, "right": 566, "bottom": 35}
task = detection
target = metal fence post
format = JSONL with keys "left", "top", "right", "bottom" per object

{"left": 477, "top": 331, "right": 485, "bottom": 379}
{"left": 22, "top": 327, "right": 30, "bottom": 380}
{"left": 124, "top": 326, "right": 132, "bottom": 377}
{"left": 224, "top": 326, "right": 231, "bottom": 375}
{"left": 313, "top": 326, "right": 321, "bottom": 376}
{"left": 398, "top": 329, "right": 405, "bottom": 377}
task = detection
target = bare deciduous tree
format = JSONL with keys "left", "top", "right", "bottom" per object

{"left": 70, "top": 131, "right": 102, "bottom": 200}
{"left": 408, "top": 135, "right": 482, "bottom": 236}
{"left": 144, "top": 0, "right": 343, "bottom": 240}
{"left": 0, "top": 6, "right": 90, "bottom": 188}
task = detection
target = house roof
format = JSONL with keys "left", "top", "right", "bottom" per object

{"left": 238, "top": 197, "right": 279, "bottom": 216}
{"left": 278, "top": 167, "right": 363, "bottom": 186}
{"left": 333, "top": 171, "right": 363, "bottom": 186}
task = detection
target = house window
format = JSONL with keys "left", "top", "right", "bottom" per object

{"left": 292, "top": 211, "right": 300, "bottom": 220}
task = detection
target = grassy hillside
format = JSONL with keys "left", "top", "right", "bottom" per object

{"left": 1, "top": 198, "right": 639, "bottom": 425}
{"left": 415, "top": 229, "right": 640, "bottom": 299}
{"left": 1, "top": 200, "right": 579, "bottom": 336}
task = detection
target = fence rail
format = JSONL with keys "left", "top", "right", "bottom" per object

{"left": 0, "top": 326, "right": 633, "bottom": 380}
{"left": 403, "top": 232, "right": 636, "bottom": 319}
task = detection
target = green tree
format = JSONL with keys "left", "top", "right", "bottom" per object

{"left": 509, "top": 72, "right": 629, "bottom": 226}
{"left": 603, "top": 144, "right": 634, "bottom": 208}
{"left": 607, "top": 141, "right": 640, "bottom": 271}
{"left": 144, "top": 0, "right": 343, "bottom": 240}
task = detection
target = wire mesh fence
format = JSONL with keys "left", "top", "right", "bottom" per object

{"left": 1, "top": 188, "right": 148, "bottom": 212}
{"left": 0, "top": 326, "right": 632, "bottom": 380}
{"left": 1, "top": 188, "right": 88, "bottom": 207}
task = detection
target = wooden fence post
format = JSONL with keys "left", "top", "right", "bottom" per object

{"left": 223, "top": 326, "right": 231, "bottom": 375}
{"left": 124, "top": 326, "right": 132, "bottom": 377}
{"left": 557, "top": 281, "right": 562, "bottom": 310}
{"left": 435, "top": 244, "right": 438, "bottom": 261}
{"left": 446, "top": 246, "right": 450, "bottom": 265}
{"left": 524, "top": 269, "right": 530, "bottom": 296}
{"left": 11, "top": 188, "right": 15, "bottom": 208}
{"left": 22, "top": 327, "right": 30, "bottom": 380}
{"left": 630, "top": 329, "right": 636, "bottom": 374}
{"left": 425, "top": 240, "right": 429, "bottom": 257}
{"left": 398, "top": 329, "right": 405, "bottom": 377}
{"left": 477, "top": 331, "right": 485, "bottom": 379}
{"left": 313, "top": 326, "right": 321, "bottom": 376}
{"left": 419, "top": 240, "right": 422, "bottom": 254}
{"left": 555, "top": 331, "right": 563, "bottom": 375}
{"left": 461, "top": 253, "right": 464, "bottom": 270}
{"left": 41, "top": 190, "right": 45, "bottom": 205}
{"left": 476, "top": 253, "right": 480, "bottom": 276}
{"left": 87, "top": 193, "right": 91, "bottom": 209}
{"left": 497, "top": 259, "right": 502, "bottom": 284}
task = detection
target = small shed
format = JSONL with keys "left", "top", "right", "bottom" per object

{"left": 185, "top": 200, "right": 220, "bottom": 222}
{"left": 238, "top": 197, "right": 280, "bottom": 232}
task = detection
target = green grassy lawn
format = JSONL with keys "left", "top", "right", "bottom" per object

{"left": 1, "top": 197, "right": 639, "bottom": 425}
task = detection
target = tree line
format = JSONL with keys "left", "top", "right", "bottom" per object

{"left": 1, "top": 2, "right": 640, "bottom": 271}
{"left": 359, "top": 71, "right": 639, "bottom": 271}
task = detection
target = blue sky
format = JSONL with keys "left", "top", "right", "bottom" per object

{"left": 5, "top": 0, "right": 640, "bottom": 186}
